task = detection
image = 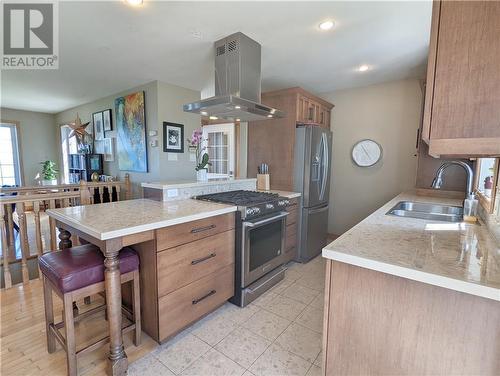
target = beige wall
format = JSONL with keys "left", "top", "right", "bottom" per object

{"left": 54, "top": 80, "right": 201, "bottom": 197}
{"left": 321, "top": 79, "right": 422, "bottom": 235}
{"left": 1, "top": 107, "right": 58, "bottom": 185}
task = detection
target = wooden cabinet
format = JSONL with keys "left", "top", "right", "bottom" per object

{"left": 423, "top": 1, "right": 500, "bottom": 157}
{"left": 297, "top": 94, "right": 330, "bottom": 126}
{"left": 248, "top": 87, "right": 334, "bottom": 190}
{"left": 284, "top": 197, "right": 299, "bottom": 263}
{"left": 133, "top": 213, "right": 235, "bottom": 343}
{"left": 323, "top": 260, "right": 500, "bottom": 375}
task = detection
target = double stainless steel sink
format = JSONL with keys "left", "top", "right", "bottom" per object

{"left": 386, "top": 201, "right": 463, "bottom": 223}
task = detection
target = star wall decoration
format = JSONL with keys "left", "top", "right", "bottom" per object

{"left": 68, "top": 113, "right": 91, "bottom": 143}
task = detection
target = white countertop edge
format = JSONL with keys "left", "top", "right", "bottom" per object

{"left": 279, "top": 192, "right": 302, "bottom": 199}
{"left": 322, "top": 248, "right": 500, "bottom": 302}
{"left": 258, "top": 190, "right": 302, "bottom": 199}
{"left": 47, "top": 206, "right": 237, "bottom": 241}
{"left": 141, "top": 178, "right": 257, "bottom": 190}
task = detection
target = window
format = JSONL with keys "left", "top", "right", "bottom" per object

{"left": 474, "top": 158, "right": 499, "bottom": 214}
{"left": 202, "top": 123, "right": 235, "bottom": 179}
{"left": 60, "top": 125, "right": 78, "bottom": 183}
{"left": 0, "top": 123, "right": 22, "bottom": 186}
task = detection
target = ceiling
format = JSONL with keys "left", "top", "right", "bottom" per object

{"left": 1, "top": 1, "right": 432, "bottom": 114}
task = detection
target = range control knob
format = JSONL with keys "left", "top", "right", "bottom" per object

{"left": 278, "top": 199, "right": 290, "bottom": 206}
{"left": 245, "top": 207, "right": 261, "bottom": 216}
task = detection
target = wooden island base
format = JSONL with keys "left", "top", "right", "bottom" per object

{"left": 322, "top": 260, "right": 500, "bottom": 376}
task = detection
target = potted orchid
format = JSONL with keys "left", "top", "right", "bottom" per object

{"left": 187, "top": 129, "right": 211, "bottom": 181}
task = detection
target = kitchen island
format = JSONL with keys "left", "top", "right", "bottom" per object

{"left": 47, "top": 198, "right": 237, "bottom": 376}
{"left": 321, "top": 191, "right": 500, "bottom": 375}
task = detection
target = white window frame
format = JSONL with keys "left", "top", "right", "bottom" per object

{"left": 0, "top": 122, "right": 23, "bottom": 186}
{"left": 202, "top": 123, "right": 235, "bottom": 179}
{"left": 59, "top": 124, "right": 79, "bottom": 184}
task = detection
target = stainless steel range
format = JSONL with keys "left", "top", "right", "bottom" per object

{"left": 195, "top": 190, "right": 290, "bottom": 306}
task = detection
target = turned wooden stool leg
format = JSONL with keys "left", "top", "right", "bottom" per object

{"left": 132, "top": 270, "right": 141, "bottom": 346}
{"left": 63, "top": 293, "right": 77, "bottom": 376}
{"left": 58, "top": 228, "right": 80, "bottom": 315}
{"left": 104, "top": 251, "right": 128, "bottom": 375}
{"left": 42, "top": 277, "right": 56, "bottom": 353}
{"left": 58, "top": 228, "right": 73, "bottom": 250}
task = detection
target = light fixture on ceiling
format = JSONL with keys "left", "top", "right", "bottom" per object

{"left": 267, "top": 114, "right": 273, "bottom": 118}
{"left": 209, "top": 116, "right": 218, "bottom": 120}
{"left": 236, "top": 118, "right": 241, "bottom": 122}
{"left": 234, "top": 105, "right": 241, "bottom": 109}
{"left": 200, "top": 111, "right": 208, "bottom": 116}
{"left": 125, "top": 0, "right": 143, "bottom": 6}
{"left": 358, "top": 64, "right": 370, "bottom": 72}
{"left": 319, "top": 20, "right": 335, "bottom": 31}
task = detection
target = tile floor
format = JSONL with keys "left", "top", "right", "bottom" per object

{"left": 128, "top": 255, "right": 326, "bottom": 376}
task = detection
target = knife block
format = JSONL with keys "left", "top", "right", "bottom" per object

{"left": 257, "top": 174, "right": 270, "bottom": 191}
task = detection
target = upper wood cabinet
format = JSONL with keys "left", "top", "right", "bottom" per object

{"left": 247, "top": 87, "right": 334, "bottom": 190}
{"left": 423, "top": 1, "right": 500, "bottom": 157}
{"left": 296, "top": 94, "right": 331, "bottom": 127}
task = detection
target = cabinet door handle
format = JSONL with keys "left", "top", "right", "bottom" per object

{"left": 190, "top": 224, "right": 216, "bottom": 234}
{"left": 192, "top": 290, "right": 216, "bottom": 305}
{"left": 191, "top": 253, "right": 216, "bottom": 265}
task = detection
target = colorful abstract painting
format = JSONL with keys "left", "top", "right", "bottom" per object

{"left": 115, "top": 91, "right": 148, "bottom": 172}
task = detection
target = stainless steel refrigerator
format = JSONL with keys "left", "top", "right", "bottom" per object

{"left": 293, "top": 125, "right": 332, "bottom": 262}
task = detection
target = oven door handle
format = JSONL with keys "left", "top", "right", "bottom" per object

{"left": 243, "top": 211, "right": 289, "bottom": 228}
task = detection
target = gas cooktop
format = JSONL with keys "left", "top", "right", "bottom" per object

{"left": 195, "top": 190, "right": 289, "bottom": 219}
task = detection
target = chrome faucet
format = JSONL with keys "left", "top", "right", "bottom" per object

{"left": 431, "top": 161, "right": 475, "bottom": 200}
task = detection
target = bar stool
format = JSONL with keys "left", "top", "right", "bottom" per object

{"left": 39, "top": 244, "right": 141, "bottom": 376}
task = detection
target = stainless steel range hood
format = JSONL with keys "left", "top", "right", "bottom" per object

{"left": 183, "top": 32, "right": 285, "bottom": 122}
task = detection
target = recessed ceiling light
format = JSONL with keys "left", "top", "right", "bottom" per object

{"left": 200, "top": 111, "right": 208, "bottom": 116}
{"left": 267, "top": 114, "right": 273, "bottom": 118}
{"left": 236, "top": 118, "right": 241, "bottom": 122}
{"left": 125, "top": 0, "right": 143, "bottom": 6}
{"left": 234, "top": 105, "right": 241, "bottom": 109}
{"left": 358, "top": 64, "right": 370, "bottom": 72}
{"left": 319, "top": 20, "right": 335, "bottom": 31}
{"left": 209, "top": 116, "right": 218, "bottom": 120}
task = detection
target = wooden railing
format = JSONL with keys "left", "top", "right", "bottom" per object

{"left": 0, "top": 175, "right": 131, "bottom": 289}
{"left": 0, "top": 174, "right": 131, "bottom": 201}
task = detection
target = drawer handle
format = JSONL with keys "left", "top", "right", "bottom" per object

{"left": 191, "top": 253, "right": 216, "bottom": 265}
{"left": 192, "top": 290, "right": 216, "bottom": 305}
{"left": 190, "top": 224, "right": 216, "bottom": 234}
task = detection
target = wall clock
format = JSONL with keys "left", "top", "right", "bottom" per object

{"left": 351, "top": 139, "right": 382, "bottom": 167}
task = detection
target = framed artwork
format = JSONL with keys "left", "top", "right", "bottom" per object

{"left": 94, "top": 139, "right": 105, "bottom": 154}
{"left": 103, "top": 109, "right": 112, "bottom": 132}
{"left": 163, "top": 122, "right": 184, "bottom": 153}
{"left": 103, "top": 138, "right": 114, "bottom": 162}
{"left": 115, "top": 91, "right": 148, "bottom": 172}
{"left": 92, "top": 111, "right": 105, "bottom": 141}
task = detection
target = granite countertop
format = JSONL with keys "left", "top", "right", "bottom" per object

{"left": 47, "top": 199, "right": 236, "bottom": 241}
{"left": 141, "top": 178, "right": 257, "bottom": 190}
{"left": 323, "top": 191, "right": 500, "bottom": 301}
{"left": 259, "top": 190, "right": 302, "bottom": 199}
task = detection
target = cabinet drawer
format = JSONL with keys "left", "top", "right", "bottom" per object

{"left": 157, "top": 230, "right": 235, "bottom": 297}
{"left": 156, "top": 213, "right": 235, "bottom": 251}
{"left": 158, "top": 264, "right": 234, "bottom": 341}
{"left": 286, "top": 197, "right": 300, "bottom": 210}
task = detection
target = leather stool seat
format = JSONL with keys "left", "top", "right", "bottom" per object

{"left": 39, "top": 244, "right": 139, "bottom": 293}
